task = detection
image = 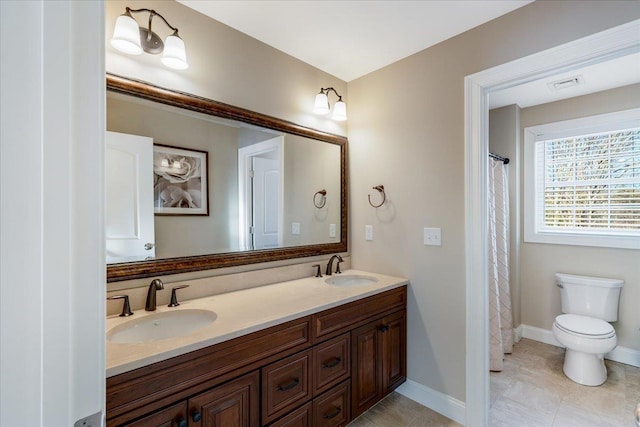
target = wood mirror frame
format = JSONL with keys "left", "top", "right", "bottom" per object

{"left": 106, "top": 73, "right": 348, "bottom": 282}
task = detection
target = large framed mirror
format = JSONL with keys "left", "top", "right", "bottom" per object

{"left": 106, "top": 74, "right": 348, "bottom": 282}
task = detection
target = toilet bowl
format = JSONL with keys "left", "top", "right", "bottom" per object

{"left": 552, "top": 314, "right": 617, "bottom": 386}
{"left": 552, "top": 273, "right": 623, "bottom": 387}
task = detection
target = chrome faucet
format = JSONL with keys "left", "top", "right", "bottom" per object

{"left": 325, "top": 255, "right": 343, "bottom": 276}
{"left": 145, "top": 278, "right": 164, "bottom": 311}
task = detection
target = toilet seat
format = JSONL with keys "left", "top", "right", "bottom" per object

{"left": 555, "top": 314, "right": 615, "bottom": 339}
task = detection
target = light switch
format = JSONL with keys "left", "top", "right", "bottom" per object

{"left": 365, "top": 225, "right": 373, "bottom": 241}
{"left": 423, "top": 227, "right": 441, "bottom": 246}
{"left": 291, "top": 222, "right": 301, "bottom": 235}
{"left": 329, "top": 223, "right": 336, "bottom": 238}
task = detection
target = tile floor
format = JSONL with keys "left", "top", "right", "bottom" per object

{"left": 348, "top": 338, "right": 639, "bottom": 426}
{"left": 347, "top": 392, "right": 461, "bottom": 427}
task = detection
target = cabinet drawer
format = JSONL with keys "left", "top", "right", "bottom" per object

{"left": 313, "top": 380, "right": 351, "bottom": 427}
{"left": 268, "top": 402, "right": 311, "bottom": 427}
{"left": 262, "top": 350, "right": 312, "bottom": 425}
{"left": 313, "top": 333, "right": 350, "bottom": 396}
{"left": 122, "top": 401, "right": 187, "bottom": 427}
{"left": 312, "top": 287, "right": 406, "bottom": 341}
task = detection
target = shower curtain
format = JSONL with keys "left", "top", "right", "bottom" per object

{"left": 488, "top": 157, "right": 513, "bottom": 371}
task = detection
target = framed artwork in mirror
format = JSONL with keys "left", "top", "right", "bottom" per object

{"left": 153, "top": 144, "right": 209, "bottom": 215}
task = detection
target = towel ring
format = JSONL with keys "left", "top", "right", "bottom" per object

{"left": 368, "top": 185, "right": 386, "bottom": 208}
{"left": 313, "top": 189, "right": 327, "bottom": 208}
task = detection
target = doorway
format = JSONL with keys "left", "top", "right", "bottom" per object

{"left": 464, "top": 19, "right": 640, "bottom": 426}
{"left": 238, "top": 136, "right": 284, "bottom": 250}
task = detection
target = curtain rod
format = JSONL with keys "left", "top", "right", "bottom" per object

{"left": 489, "top": 152, "right": 510, "bottom": 164}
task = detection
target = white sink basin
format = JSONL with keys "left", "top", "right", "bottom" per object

{"left": 107, "top": 309, "right": 217, "bottom": 344}
{"left": 324, "top": 274, "right": 378, "bottom": 287}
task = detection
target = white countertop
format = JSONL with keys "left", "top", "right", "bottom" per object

{"left": 106, "top": 270, "right": 408, "bottom": 377}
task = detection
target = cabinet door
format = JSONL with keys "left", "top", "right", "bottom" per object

{"left": 351, "top": 321, "right": 381, "bottom": 417}
{"left": 351, "top": 310, "right": 406, "bottom": 418}
{"left": 122, "top": 402, "right": 187, "bottom": 427}
{"left": 381, "top": 310, "right": 406, "bottom": 394}
{"left": 188, "top": 371, "right": 259, "bottom": 427}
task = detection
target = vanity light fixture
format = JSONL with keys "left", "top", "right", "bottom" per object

{"left": 313, "top": 87, "right": 347, "bottom": 121}
{"left": 111, "top": 7, "right": 188, "bottom": 70}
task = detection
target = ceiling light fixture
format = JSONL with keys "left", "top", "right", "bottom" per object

{"left": 111, "top": 7, "right": 188, "bottom": 70}
{"left": 313, "top": 87, "right": 347, "bottom": 121}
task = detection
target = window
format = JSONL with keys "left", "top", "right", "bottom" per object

{"left": 524, "top": 109, "right": 640, "bottom": 249}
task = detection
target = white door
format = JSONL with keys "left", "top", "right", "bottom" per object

{"left": 252, "top": 155, "right": 281, "bottom": 249}
{"left": 106, "top": 131, "right": 156, "bottom": 262}
{"left": 238, "top": 136, "right": 284, "bottom": 250}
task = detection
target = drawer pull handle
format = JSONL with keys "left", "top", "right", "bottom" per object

{"left": 323, "top": 406, "right": 342, "bottom": 419}
{"left": 276, "top": 378, "right": 300, "bottom": 392}
{"left": 191, "top": 410, "right": 202, "bottom": 422}
{"left": 177, "top": 418, "right": 188, "bottom": 427}
{"left": 378, "top": 324, "right": 389, "bottom": 332}
{"left": 321, "top": 357, "right": 342, "bottom": 369}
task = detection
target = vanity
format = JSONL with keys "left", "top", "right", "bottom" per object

{"left": 106, "top": 271, "right": 408, "bottom": 426}
{"left": 105, "top": 76, "right": 406, "bottom": 426}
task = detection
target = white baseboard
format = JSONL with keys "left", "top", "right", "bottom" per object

{"left": 520, "top": 324, "right": 640, "bottom": 368}
{"left": 521, "top": 324, "right": 563, "bottom": 347}
{"left": 513, "top": 324, "right": 523, "bottom": 343}
{"left": 396, "top": 379, "right": 466, "bottom": 425}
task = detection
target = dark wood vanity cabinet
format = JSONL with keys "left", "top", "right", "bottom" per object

{"left": 107, "top": 286, "right": 406, "bottom": 427}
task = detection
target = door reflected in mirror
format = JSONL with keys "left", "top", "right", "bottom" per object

{"left": 107, "top": 91, "right": 342, "bottom": 264}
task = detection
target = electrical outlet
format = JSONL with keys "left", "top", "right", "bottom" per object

{"left": 329, "top": 223, "right": 336, "bottom": 238}
{"left": 291, "top": 222, "right": 301, "bottom": 235}
{"left": 423, "top": 227, "right": 441, "bottom": 246}
{"left": 365, "top": 225, "right": 373, "bottom": 241}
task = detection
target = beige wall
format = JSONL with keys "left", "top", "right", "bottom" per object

{"left": 519, "top": 84, "right": 640, "bottom": 350}
{"left": 489, "top": 105, "right": 521, "bottom": 328}
{"left": 347, "top": 1, "right": 640, "bottom": 401}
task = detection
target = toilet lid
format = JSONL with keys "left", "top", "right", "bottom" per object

{"left": 555, "top": 314, "right": 615, "bottom": 338}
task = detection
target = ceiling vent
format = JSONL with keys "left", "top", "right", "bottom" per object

{"left": 547, "top": 75, "right": 585, "bottom": 91}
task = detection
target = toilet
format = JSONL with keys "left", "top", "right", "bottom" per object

{"left": 552, "top": 273, "right": 623, "bottom": 386}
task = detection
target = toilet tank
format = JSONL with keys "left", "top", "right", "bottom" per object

{"left": 556, "top": 273, "right": 623, "bottom": 322}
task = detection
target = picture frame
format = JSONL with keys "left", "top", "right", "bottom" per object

{"left": 153, "top": 144, "right": 209, "bottom": 215}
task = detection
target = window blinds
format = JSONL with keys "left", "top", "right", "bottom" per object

{"left": 534, "top": 127, "right": 640, "bottom": 234}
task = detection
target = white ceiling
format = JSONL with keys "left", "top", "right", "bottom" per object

{"left": 177, "top": 1, "right": 639, "bottom": 108}
{"left": 489, "top": 52, "right": 640, "bottom": 109}
{"left": 178, "top": 0, "right": 533, "bottom": 82}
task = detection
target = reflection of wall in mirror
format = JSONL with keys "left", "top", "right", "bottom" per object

{"left": 283, "top": 134, "right": 341, "bottom": 247}
{"left": 107, "top": 94, "right": 240, "bottom": 259}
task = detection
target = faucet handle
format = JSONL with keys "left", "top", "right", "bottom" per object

{"left": 150, "top": 278, "right": 164, "bottom": 290}
{"left": 168, "top": 285, "right": 189, "bottom": 307}
{"left": 107, "top": 295, "right": 133, "bottom": 317}
{"left": 312, "top": 264, "right": 323, "bottom": 278}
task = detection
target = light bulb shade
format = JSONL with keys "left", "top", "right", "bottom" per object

{"left": 332, "top": 99, "right": 347, "bottom": 121}
{"left": 161, "top": 34, "right": 189, "bottom": 70}
{"left": 313, "top": 92, "right": 330, "bottom": 115}
{"left": 111, "top": 13, "right": 143, "bottom": 55}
